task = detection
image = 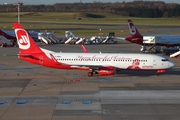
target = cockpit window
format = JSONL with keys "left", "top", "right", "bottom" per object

{"left": 161, "top": 59, "right": 169, "bottom": 62}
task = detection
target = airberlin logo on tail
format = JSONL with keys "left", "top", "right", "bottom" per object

{"left": 15, "top": 28, "right": 30, "bottom": 50}
{"left": 128, "top": 22, "right": 136, "bottom": 35}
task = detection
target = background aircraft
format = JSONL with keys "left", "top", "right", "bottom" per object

{"left": 0, "top": 29, "right": 16, "bottom": 40}
{"left": 118, "top": 20, "right": 180, "bottom": 54}
{"left": 0, "top": 36, "right": 14, "bottom": 47}
{"left": 0, "top": 29, "right": 39, "bottom": 41}
{"left": 14, "top": 22, "right": 174, "bottom": 76}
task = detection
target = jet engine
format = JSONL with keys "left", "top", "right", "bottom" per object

{"left": 98, "top": 67, "right": 116, "bottom": 75}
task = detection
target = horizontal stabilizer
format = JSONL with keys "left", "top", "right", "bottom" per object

{"left": 116, "top": 37, "right": 125, "bottom": 40}
{"left": 18, "top": 54, "right": 41, "bottom": 60}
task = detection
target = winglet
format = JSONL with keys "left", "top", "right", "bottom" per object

{"left": 81, "top": 44, "right": 88, "bottom": 53}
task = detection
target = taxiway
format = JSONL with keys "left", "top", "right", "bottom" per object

{"left": 0, "top": 32, "right": 180, "bottom": 120}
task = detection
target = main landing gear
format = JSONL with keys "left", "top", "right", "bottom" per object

{"left": 87, "top": 70, "right": 98, "bottom": 77}
{"left": 88, "top": 72, "right": 93, "bottom": 76}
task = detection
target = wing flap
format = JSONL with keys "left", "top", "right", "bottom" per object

{"left": 70, "top": 64, "right": 117, "bottom": 70}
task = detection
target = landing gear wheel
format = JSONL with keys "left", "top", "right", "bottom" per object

{"left": 88, "top": 72, "right": 93, "bottom": 77}
{"left": 63, "top": 79, "right": 69, "bottom": 84}
{"left": 156, "top": 73, "right": 160, "bottom": 76}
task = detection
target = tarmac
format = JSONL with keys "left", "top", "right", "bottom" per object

{"left": 0, "top": 29, "right": 180, "bottom": 120}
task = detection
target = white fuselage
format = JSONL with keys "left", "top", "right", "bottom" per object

{"left": 49, "top": 52, "right": 174, "bottom": 70}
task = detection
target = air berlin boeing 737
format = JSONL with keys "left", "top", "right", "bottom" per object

{"left": 117, "top": 20, "right": 180, "bottom": 53}
{"left": 14, "top": 22, "right": 174, "bottom": 76}
{"left": 124, "top": 20, "right": 180, "bottom": 46}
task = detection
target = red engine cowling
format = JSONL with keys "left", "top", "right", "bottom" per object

{"left": 98, "top": 67, "right": 115, "bottom": 76}
{"left": 157, "top": 69, "right": 166, "bottom": 73}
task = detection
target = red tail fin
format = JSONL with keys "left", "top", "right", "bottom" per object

{"left": 13, "top": 22, "right": 43, "bottom": 54}
{"left": 128, "top": 20, "right": 142, "bottom": 37}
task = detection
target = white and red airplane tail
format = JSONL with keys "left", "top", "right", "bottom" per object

{"left": 14, "top": 22, "right": 43, "bottom": 54}
{"left": 125, "top": 20, "right": 143, "bottom": 45}
{"left": 14, "top": 22, "right": 72, "bottom": 69}
{"left": 128, "top": 19, "right": 142, "bottom": 38}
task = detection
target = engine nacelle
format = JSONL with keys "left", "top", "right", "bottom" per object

{"left": 98, "top": 67, "right": 116, "bottom": 76}
{"left": 157, "top": 69, "right": 166, "bottom": 73}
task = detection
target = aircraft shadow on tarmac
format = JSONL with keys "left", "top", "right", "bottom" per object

{"left": 113, "top": 68, "right": 180, "bottom": 77}
{"left": 17, "top": 68, "right": 179, "bottom": 77}
{"left": 1, "top": 66, "right": 179, "bottom": 78}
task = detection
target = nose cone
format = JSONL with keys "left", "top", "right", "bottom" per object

{"left": 169, "top": 61, "right": 175, "bottom": 68}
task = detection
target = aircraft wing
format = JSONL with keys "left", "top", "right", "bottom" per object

{"left": 116, "top": 37, "right": 125, "bottom": 40}
{"left": 70, "top": 64, "right": 116, "bottom": 70}
{"left": 71, "top": 65, "right": 101, "bottom": 69}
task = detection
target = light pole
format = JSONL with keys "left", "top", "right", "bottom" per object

{"left": 14, "top": 2, "right": 21, "bottom": 23}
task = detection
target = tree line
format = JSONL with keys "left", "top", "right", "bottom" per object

{"left": 0, "top": 1, "right": 180, "bottom": 18}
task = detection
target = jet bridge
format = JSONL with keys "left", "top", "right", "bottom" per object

{"left": 75, "top": 38, "right": 86, "bottom": 44}
{"left": 65, "top": 31, "right": 77, "bottom": 44}
{"left": 86, "top": 32, "right": 117, "bottom": 44}
{"left": 38, "top": 33, "right": 62, "bottom": 44}
{"left": 65, "top": 31, "right": 85, "bottom": 44}
{"left": 48, "top": 33, "right": 62, "bottom": 44}
{"left": 101, "top": 32, "right": 117, "bottom": 44}
{"left": 38, "top": 33, "right": 49, "bottom": 44}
